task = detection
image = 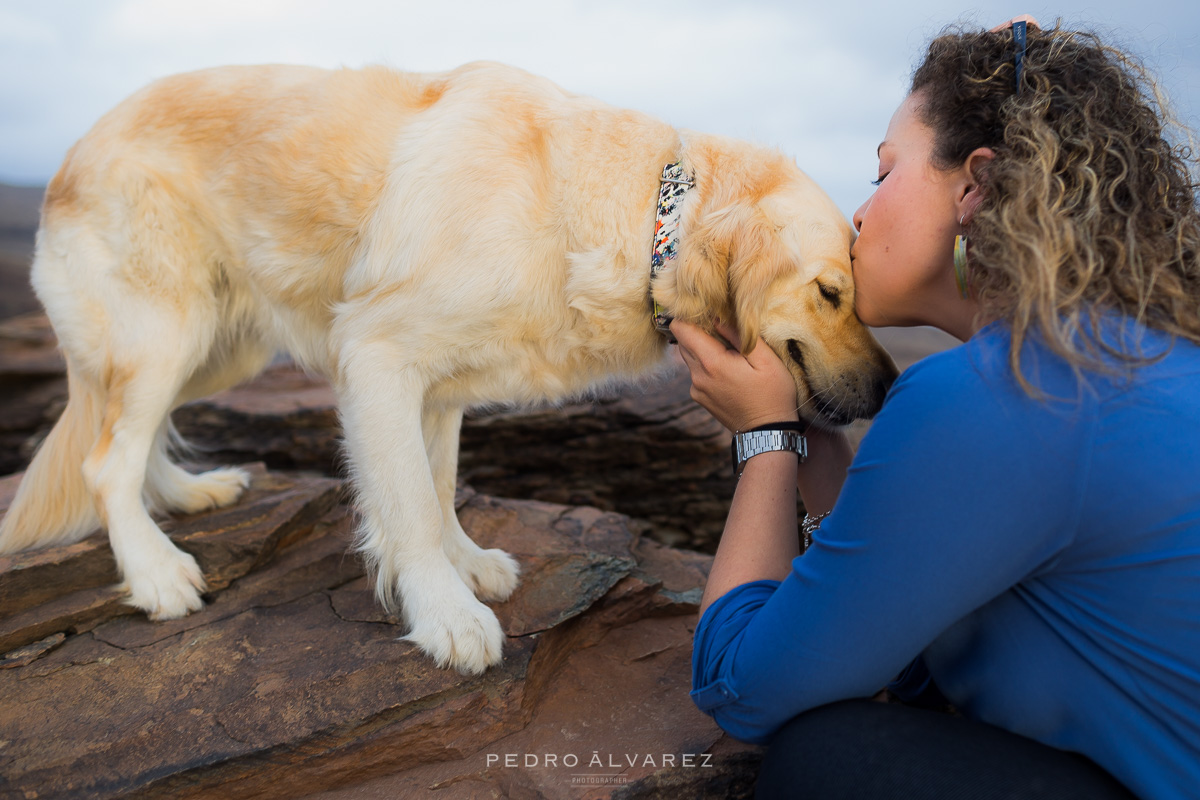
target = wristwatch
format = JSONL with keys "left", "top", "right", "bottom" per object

{"left": 731, "top": 428, "right": 807, "bottom": 478}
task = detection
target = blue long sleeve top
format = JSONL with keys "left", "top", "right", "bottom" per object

{"left": 691, "top": 320, "right": 1200, "bottom": 800}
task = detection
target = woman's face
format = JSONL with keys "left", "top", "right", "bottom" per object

{"left": 851, "top": 92, "right": 979, "bottom": 338}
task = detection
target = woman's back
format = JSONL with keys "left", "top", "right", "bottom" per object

{"left": 916, "top": 321, "right": 1200, "bottom": 800}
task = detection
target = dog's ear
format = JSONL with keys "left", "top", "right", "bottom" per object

{"left": 674, "top": 202, "right": 791, "bottom": 355}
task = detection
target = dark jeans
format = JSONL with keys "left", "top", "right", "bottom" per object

{"left": 756, "top": 700, "right": 1139, "bottom": 800}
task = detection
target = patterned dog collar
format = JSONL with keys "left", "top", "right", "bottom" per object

{"left": 650, "top": 162, "right": 694, "bottom": 342}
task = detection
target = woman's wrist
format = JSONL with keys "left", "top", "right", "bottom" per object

{"left": 730, "top": 410, "right": 801, "bottom": 433}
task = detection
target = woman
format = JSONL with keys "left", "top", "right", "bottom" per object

{"left": 674, "top": 18, "right": 1200, "bottom": 800}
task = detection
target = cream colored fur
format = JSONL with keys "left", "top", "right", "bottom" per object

{"left": 0, "top": 62, "right": 896, "bottom": 674}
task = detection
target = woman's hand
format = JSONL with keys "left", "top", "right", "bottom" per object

{"left": 671, "top": 319, "right": 798, "bottom": 432}
{"left": 672, "top": 317, "right": 854, "bottom": 518}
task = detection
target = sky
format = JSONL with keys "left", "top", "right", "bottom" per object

{"left": 1, "top": 1, "right": 1197, "bottom": 221}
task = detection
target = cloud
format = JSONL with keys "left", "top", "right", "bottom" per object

{"left": 0, "top": 0, "right": 1196, "bottom": 219}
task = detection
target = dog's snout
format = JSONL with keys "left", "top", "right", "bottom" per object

{"left": 786, "top": 337, "right": 898, "bottom": 426}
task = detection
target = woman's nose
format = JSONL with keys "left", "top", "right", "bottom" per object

{"left": 852, "top": 199, "right": 868, "bottom": 232}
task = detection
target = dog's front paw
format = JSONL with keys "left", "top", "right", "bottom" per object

{"left": 123, "top": 546, "right": 207, "bottom": 620}
{"left": 455, "top": 547, "right": 520, "bottom": 603}
{"left": 402, "top": 589, "right": 505, "bottom": 675}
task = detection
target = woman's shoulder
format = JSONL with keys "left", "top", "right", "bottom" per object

{"left": 872, "top": 326, "right": 1029, "bottom": 430}
{"left": 896, "top": 321, "right": 1010, "bottom": 375}
{"left": 888, "top": 322, "right": 1008, "bottom": 395}
{"left": 897, "top": 317, "right": 1200, "bottom": 404}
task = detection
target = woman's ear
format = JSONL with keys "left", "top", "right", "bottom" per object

{"left": 958, "top": 146, "right": 995, "bottom": 221}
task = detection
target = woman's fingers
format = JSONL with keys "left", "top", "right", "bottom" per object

{"left": 670, "top": 319, "right": 800, "bottom": 431}
{"left": 671, "top": 319, "right": 733, "bottom": 374}
{"left": 672, "top": 319, "right": 787, "bottom": 383}
{"left": 990, "top": 14, "right": 1040, "bottom": 32}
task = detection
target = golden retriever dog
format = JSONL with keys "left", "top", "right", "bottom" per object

{"left": 0, "top": 62, "right": 897, "bottom": 674}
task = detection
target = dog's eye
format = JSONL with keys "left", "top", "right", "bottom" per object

{"left": 817, "top": 283, "right": 841, "bottom": 309}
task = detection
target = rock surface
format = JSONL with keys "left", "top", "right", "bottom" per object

{"left": 0, "top": 466, "right": 757, "bottom": 799}
{"left": 0, "top": 313, "right": 65, "bottom": 476}
{"left": 0, "top": 183, "right": 42, "bottom": 322}
{"left": 0, "top": 464, "right": 342, "bottom": 655}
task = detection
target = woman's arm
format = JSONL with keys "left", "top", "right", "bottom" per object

{"left": 684, "top": 342, "right": 1090, "bottom": 742}
{"left": 700, "top": 450, "right": 799, "bottom": 613}
{"left": 671, "top": 319, "right": 853, "bottom": 612}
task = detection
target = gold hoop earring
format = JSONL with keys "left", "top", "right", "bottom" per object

{"left": 953, "top": 214, "right": 970, "bottom": 299}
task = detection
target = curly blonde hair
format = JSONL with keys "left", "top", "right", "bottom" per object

{"left": 911, "top": 23, "right": 1200, "bottom": 392}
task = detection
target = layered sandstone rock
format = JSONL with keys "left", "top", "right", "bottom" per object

{"left": 0, "top": 183, "right": 42, "bottom": 322}
{"left": 0, "top": 466, "right": 757, "bottom": 800}
{"left": 0, "top": 312, "right": 65, "bottom": 475}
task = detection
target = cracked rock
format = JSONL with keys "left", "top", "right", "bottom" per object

{"left": 0, "top": 466, "right": 757, "bottom": 800}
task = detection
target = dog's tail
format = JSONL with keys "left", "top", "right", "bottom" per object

{"left": 0, "top": 364, "right": 103, "bottom": 553}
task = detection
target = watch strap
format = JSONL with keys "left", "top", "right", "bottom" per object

{"left": 731, "top": 428, "right": 808, "bottom": 477}
{"left": 746, "top": 421, "right": 805, "bottom": 433}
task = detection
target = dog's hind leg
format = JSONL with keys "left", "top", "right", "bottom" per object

{"left": 336, "top": 338, "right": 504, "bottom": 675}
{"left": 81, "top": 311, "right": 218, "bottom": 620}
{"left": 143, "top": 419, "right": 250, "bottom": 516}
{"left": 143, "top": 340, "right": 274, "bottom": 516}
{"left": 425, "top": 404, "right": 520, "bottom": 602}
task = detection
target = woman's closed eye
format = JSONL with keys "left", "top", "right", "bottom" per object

{"left": 870, "top": 172, "right": 891, "bottom": 187}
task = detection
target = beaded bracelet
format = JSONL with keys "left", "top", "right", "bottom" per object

{"left": 800, "top": 510, "right": 831, "bottom": 552}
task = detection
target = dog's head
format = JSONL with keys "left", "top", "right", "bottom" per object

{"left": 654, "top": 141, "right": 898, "bottom": 426}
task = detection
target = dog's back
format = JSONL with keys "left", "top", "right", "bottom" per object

{"left": 38, "top": 62, "right": 679, "bottom": 371}
{"left": 38, "top": 65, "right": 425, "bottom": 363}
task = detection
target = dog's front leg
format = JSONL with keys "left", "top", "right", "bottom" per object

{"left": 337, "top": 345, "right": 504, "bottom": 675}
{"left": 424, "top": 404, "right": 520, "bottom": 602}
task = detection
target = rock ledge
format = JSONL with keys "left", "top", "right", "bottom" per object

{"left": 0, "top": 467, "right": 758, "bottom": 800}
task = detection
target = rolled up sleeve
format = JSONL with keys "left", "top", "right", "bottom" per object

{"left": 690, "top": 580, "right": 781, "bottom": 743}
